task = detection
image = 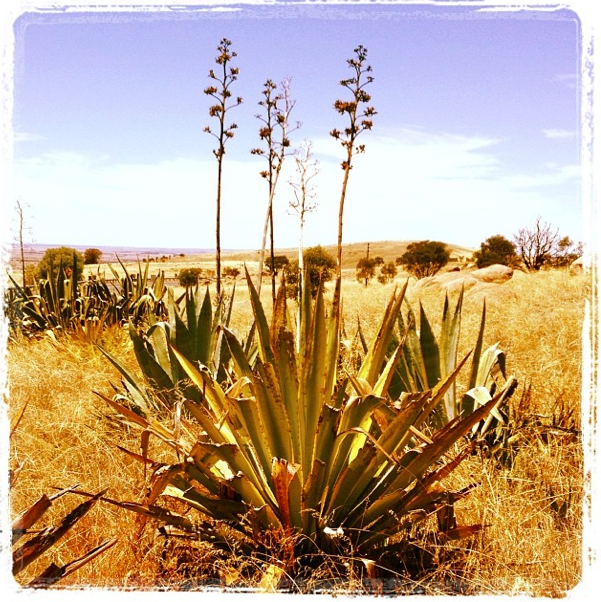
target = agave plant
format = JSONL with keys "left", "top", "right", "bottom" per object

{"left": 385, "top": 288, "right": 517, "bottom": 435}
{"left": 96, "top": 271, "right": 505, "bottom": 582}
{"left": 98, "top": 284, "right": 235, "bottom": 407}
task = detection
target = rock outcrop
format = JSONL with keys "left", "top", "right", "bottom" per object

{"left": 413, "top": 264, "right": 514, "bottom": 296}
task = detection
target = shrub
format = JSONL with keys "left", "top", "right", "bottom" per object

{"left": 223, "top": 266, "right": 241, "bottom": 279}
{"left": 178, "top": 267, "right": 203, "bottom": 288}
{"left": 284, "top": 245, "right": 336, "bottom": 298}
{"left": 549, "top": 236, "right": 582, "bottom": 268}
{"left": 84, "top": 248, "right": 103, "bottom": 265}
{"left": 36, "top": 247, "right": 84, "bottom": 280}
{"left": 473, "top": 235, "right": 518, "bottom": 268}
{"left": 396, "top": 240, "right": 450, "bottom": 279}
{"left": 377, "top": 261, "right": 397, "bottom": 284}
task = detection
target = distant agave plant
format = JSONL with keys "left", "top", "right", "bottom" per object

{"left": 96, "top": 271, "right": 505, "bottom": 583}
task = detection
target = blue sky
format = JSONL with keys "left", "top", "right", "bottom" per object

{"left": 5, "top": 1, "right": 584, "bottom": 251}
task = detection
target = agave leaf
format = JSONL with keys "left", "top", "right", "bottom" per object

{"left": 467, "top": 301, "right": 487, "bottom": 391}
{"left": 27, "top": 538, "right": 117, "bottom": 588}
{"left": 195, "top": 440, "right": 276, "bottom": 509}
{"left": 439, "top": 290, "right": 464, "bottom": 423}
{"left": 271, "top": 280, "right": 288, "bottom": 349}
{"left": 128, "top": 322, "right": 175, "bottom": 392}
{"left": 325, "top": 443, "right": 379, "bottom": 524}
{"left": 170, "top": 346, "right": 228, "bottom": 418}
{"left": 323, "top": 277, "right": 342, "bottom": 405}
{"left": 372, "top": 338, "right": 407, "bottom": 398}
{"left": 326, "top": 395, "right": 383, "bottom": 488}
{"left": 253, "top": 360, "right": 294, "bottom": 462}
{"left": 164, "top": 479, "right": 247, "bottom": 521}
{"left": 358, "top": 392, "right": 499, "bottom": 532}
{"left": 392, "top": 392, "right": 501, "bottom": 497}
{"left": 183, "top": 457, "right": 222, "bottom": 496}
{"left": 347, "top": 374, "right": 373, "bottom": 397}
{"left": 301, "top": 459, "right": 327, "bottom": 534}
{"left": 275, "top": 329, "right": 302, "bottom": 464}
{"left": 196, "top": 288, "right": 213, "bottom": 364}
{"left": 184, "top": 398, "right": 235, "bottom": 445}
{"left": 13, "top": 488, "right": 108, "bottom": 575}
{"left": 419, "top": 302, "right": 440, "bottom": 389}
{"left": 475, "top": 343, "right": 507, "bottom": 389}
{"left": 9, "top": 400, "right": 29, "bottom": 439}
{"left": 225, "top": 394, "right": 277, "bottom": 483}
{"left": 101, "top": 497, "right": 198, "bottom": 534}
{"left": 145, "top": 464, "right": 183, "bottom": 506}
{"left": 375, "top": 391, "right": 434, "bottom": 459}
{"left": 362, "top": 446, "right": 476, "bottom": 542}
{"left": 229, "top": 472, "right": 278, "bottom": 518}
{"left": 310, "top": 404, "right": 340, "bottom": 469}
{"left": 298, "top": 284, "right": 326, "bottom": 476}
{"left": 12, "top": 495, "right": 52, "bottom": 543}
{"left": 395, "top": 307, "right": 428, "bottom": 392}
{"left": 147, "top": 321, "right": 176, "bottom": 382}
{"left": 357, "top": 281, "right": 407, "bottom": 386}
{"left": 93, "top": 390, "right": 150, "bottom": 429}
{"left": 96, "top": 345, "right": 153, "bottom": 414}
{"left": 272, "top": 458, "right": 302, "bottom": 529}
{"left": 245, "top": 267, "right": 276, "bottom": 366}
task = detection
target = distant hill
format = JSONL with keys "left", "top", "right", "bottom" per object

{"left": 257, "top": 240, "right": 476, "bottom": 270}
{"left": 7, "top": 240, "right": 476, "bottom": 272}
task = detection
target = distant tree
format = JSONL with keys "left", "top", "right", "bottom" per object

{"left": 84, "top": 248, "right": 103, "bottom": 265}
{"left": 251, "top": 78, "right": 300, "bottom": 303}
{"left": 513, "top": 218, "right": 563, "bottom": 271}
{"left": 397, "top": 241, "right": 450, "bottom": 279}
{"left": 37, "top": 247, "right": 84, "bottom": 280}
{"left": 331, "top": 45, "right": 376, "bottom": 277}
{"left": 204, "top": 38, "right": 243, "bottom": 297}
{"left": 473, "top": 235, "right": 518, "bottom": 268}
{"left": 356, "top": 256, "right": 377, "bottom": 287}
{"left": 266, "top": 255, "right": 290, "bottom": 276}
{"left": 373, "top": 256, "right": 385, "bottom": 266}
{"left": 377, "top": 261, "right": 397, "bottom": 284}
{"left": 284, "top": 245, "right": 336, "bottom": 298}
{"left": 178, "top": 267, "right": 203, "bottom": 288}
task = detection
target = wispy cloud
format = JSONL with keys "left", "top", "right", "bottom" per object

{"left": 11, "top": 127, "right": 582, "bottom": 250}
{"left": 542, "top": 128, "right": 577, "bottom": 139}
{"left": 553, "top": 73, "right": 578, "bottom": 90}
{"left": 14, "top": 132, "right": 46, "bottom": 143}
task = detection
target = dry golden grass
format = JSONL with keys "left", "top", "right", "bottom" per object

{"left": 5, "top": 264, "right": 587, "bottom": 594}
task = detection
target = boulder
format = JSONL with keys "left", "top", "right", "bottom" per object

{"left": 413, "top": 264, "right": 513, "bottom": 296}
{"left": 470, "top": 264, "right": 514, "bottom": 283}
{"left": 569, "top": 256, "right": 584, "bottom": 274}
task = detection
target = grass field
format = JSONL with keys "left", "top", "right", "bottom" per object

{"left": 4, "top": 248, "right": 588, "bottom": 595}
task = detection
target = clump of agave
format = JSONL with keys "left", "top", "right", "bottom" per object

{"left": 6, "top": 255, "right": 167, "bottom": 342}
{"left": 96, "top": 271, "right": 514, "bottom": 584}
